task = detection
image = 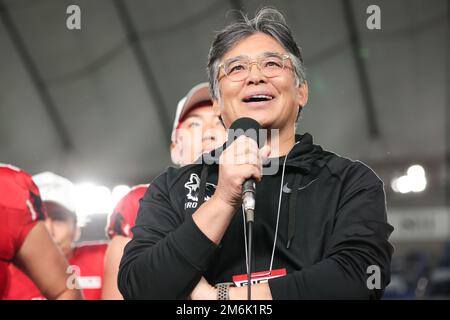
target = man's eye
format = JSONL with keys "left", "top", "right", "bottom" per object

{"left": 263, "top": 59, "right": 283, "bottom": 68}
{"left": 228, "top": 64, "right": 246, "bottom": 74}
{"left": 188, "top": 122, "right": 201, "bottom": 128}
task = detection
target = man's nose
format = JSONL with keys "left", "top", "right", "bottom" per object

{"left": 202, "top": 127, "right": 214, "bottom": 139}
{"left": 246, "top": 61, "right": 266, "bottom": 84}
{"left": 202, "top": 122, "right": 219, "bottom": 140}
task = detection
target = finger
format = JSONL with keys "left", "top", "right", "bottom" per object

{"left": 248, "top": 164, "right": 262, "bottom": 182}
{"left": 241, "top": 164, "right": 262, "bottom": 182}
{"left": 232, "top": 136, "right": 258, "bottom": 155}
{"left": 222, "top": 148, "right": 260, "bottom": 165}
{"left": 260, "top": 145, "right": 271, "bottom": 159}
{"left": 225, "top": 154, "right": 258, "bottom": 166}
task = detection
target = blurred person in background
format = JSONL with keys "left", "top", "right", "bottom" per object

{"left": 169, "top": 82, "right": 228, "bottom": 167}
{"left": 102, "top": 185, "right": 147, "bottom": 299}
{"left": 101, "top": 82, "right": 227, "bottom": 299}
{"left": 0, "top": 164, "right": 83, "bottom": 300}
{"left": 5, "top": 200, "right": 106, "bottom": 300}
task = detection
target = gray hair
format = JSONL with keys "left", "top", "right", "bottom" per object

{"left": 207, "top": 8, "right": 306, "bottom": 101}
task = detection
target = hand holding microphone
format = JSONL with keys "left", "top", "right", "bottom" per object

{"left": 213, "top": 118, "right": 271, "bottom": 212}
{"left": 192, "top": 118, "right": 269, "bottom": 300}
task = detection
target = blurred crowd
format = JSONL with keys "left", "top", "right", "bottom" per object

{"left": 0, "top": 82, "right": 227, "bottom": 300}
{"left": 384, "top": 246, "right": 450, "bottom": 299}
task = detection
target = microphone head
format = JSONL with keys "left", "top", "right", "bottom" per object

{"left": 228, "top": 117, "right": 265, "bottom": 148}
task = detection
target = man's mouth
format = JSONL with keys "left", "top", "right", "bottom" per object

{"left": 242, "top": 94, "right": 275, "bottom": 103}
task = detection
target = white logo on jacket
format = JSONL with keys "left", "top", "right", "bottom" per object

{"left": 184, "top": 173, "right": 216, "bottom": 209}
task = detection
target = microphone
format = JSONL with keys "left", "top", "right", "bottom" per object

{"left": 227, "top": 117, "right": 264, "bottom": 301}
{"left": 228, "top": 118, "right": 264, "bottom": 223}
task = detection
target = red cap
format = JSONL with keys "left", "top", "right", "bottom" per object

{"left": 171, "top": 82, "right": 212, "bottom": 142}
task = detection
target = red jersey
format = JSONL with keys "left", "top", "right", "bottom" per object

{"left": 4, "top": 265, "right": 44, "bottom": 300}
{"left": 0, "top": 164, "right": 46, "bottom": 299}
{"left": 68, "top": 242, "right": 108, "bottom": 300}
{"left": 5, "top": 242, "right": 107, "bottom": 300}
{"left": 106, "top": 185, "right": 148, "bottom": 239}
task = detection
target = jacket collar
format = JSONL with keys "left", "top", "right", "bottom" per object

{"left": 198, "top": 133, "right": 327, "bottom": 174}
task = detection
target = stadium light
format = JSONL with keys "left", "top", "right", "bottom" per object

{"left": 391, "top": 164, "right": 427, "bottom": 194}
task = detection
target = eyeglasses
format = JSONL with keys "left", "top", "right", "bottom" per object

{"left": 218, "top": 52, "right": 292, "bottom": 82}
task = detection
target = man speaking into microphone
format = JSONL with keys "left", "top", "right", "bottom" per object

{"left": 118, "top": 8, "right": 394, "bottom": 300}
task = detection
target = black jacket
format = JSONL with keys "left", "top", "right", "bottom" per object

{"left": 118, "top": 133, "right": 394, "bottom": 299}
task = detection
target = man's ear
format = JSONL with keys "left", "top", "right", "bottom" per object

{"left": 212, "top": 99, "right": 221, "bottom": 117}
{"left": 213, "top": 99, "right": 228, "bottom": 128}
{"left": 297, "top": 80, "right": 309, "bottom": 110}
{"left": 170, "top": 142, "right": 181, "bottom": 166}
